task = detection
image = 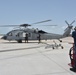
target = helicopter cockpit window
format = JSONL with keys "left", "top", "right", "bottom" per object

{"left": 7, "top": 32, "right": 12, "bottom": 36}
{"left": 16, "top": 33, "right": 20, "bottom": 37}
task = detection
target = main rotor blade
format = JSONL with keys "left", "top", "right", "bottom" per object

{"left": 0, "top": 25, "right": 19, "bottom": 27}
{"left": 0, "top": 19, "right": 51, "bottom": 27}
{"left": 31, "top": 19, "right": 51, "bottom": 25}
{"left": 42, "top": 25, "right": 57, "bottom": 26}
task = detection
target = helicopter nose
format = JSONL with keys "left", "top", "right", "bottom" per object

{"left": 1, "top": 36, "right": 7, "bottom": 40}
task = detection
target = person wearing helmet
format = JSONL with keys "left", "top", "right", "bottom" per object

{"left": 70, "top": 26, "right": 76, "bottom": 72}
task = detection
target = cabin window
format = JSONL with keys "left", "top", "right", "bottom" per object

{"left": 23, "top": 33, "right": 26, "bottom": 37}
{"left": 16, "top": 33, "right": 20, "bottom": 37}
{"left": 7, "top": 32, "right": 12, "bottom": 36}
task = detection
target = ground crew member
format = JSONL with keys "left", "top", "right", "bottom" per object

{"left": 70, "top": 27, "right": 76, "bottom": 72}
{"left": 25, "top": 33, "right": 28, "bottom": 43}
{"left": 38, "top": 34, "right": 41, "bottom": 43}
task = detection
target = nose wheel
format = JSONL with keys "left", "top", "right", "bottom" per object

{"left": 17, "top": 39, "right": 22, "bottom": 43}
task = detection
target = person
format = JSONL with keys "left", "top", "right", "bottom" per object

{"left": 38, "top": 34, "right": 41, "bottom": 43}
{"left": 70, "top": 26, "right": 76, "bottom": 72}
{"left": 25, "top": 33, "right": 28, "bottom": 43}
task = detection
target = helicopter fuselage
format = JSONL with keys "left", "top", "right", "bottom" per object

{"left": 2, "top": 28, "right": 62, "bottom": 42}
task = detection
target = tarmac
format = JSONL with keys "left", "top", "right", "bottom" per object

{"left": 0, "top": 36, "right": 76, "bottom": 75}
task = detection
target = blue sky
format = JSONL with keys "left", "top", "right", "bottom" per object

{"left": 0, "top": 0, "right": 76, "bottom": 34}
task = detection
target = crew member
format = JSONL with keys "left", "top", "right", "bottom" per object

{"left": 70, "top": 27, "right": 76, "bottom": 72}
{"left": 38, "top": 34, "right": 41, "bottom": 43}
{"left": 25, "top": 33, "right": 28, "bottom": 43}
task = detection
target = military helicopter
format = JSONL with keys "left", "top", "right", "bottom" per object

{"left": 0, "top": 20, "right": 75, "bottom": 44}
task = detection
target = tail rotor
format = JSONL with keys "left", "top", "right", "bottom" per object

{"left": 64, "top": 20, "right": 75, "bottom": 31}
{"left": 63, "top": 20, "right": 75, "bottom": 37}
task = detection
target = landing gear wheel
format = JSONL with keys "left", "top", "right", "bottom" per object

{"left": 61, "top": 46, "right": 64, "bottom": 49}
{"left": 17, "top": 39, "right": 22, "bottom": 43}
{"left": 52, "top": 47, "right": 54, "bottom": 49}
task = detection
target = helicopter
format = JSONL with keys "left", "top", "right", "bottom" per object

{"left": 0, "top": 20, "right": 75, "bottom": 44}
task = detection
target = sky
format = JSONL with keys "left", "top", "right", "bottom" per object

{"left": 0, "top": 0, "right": 76, "bottom": 34}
